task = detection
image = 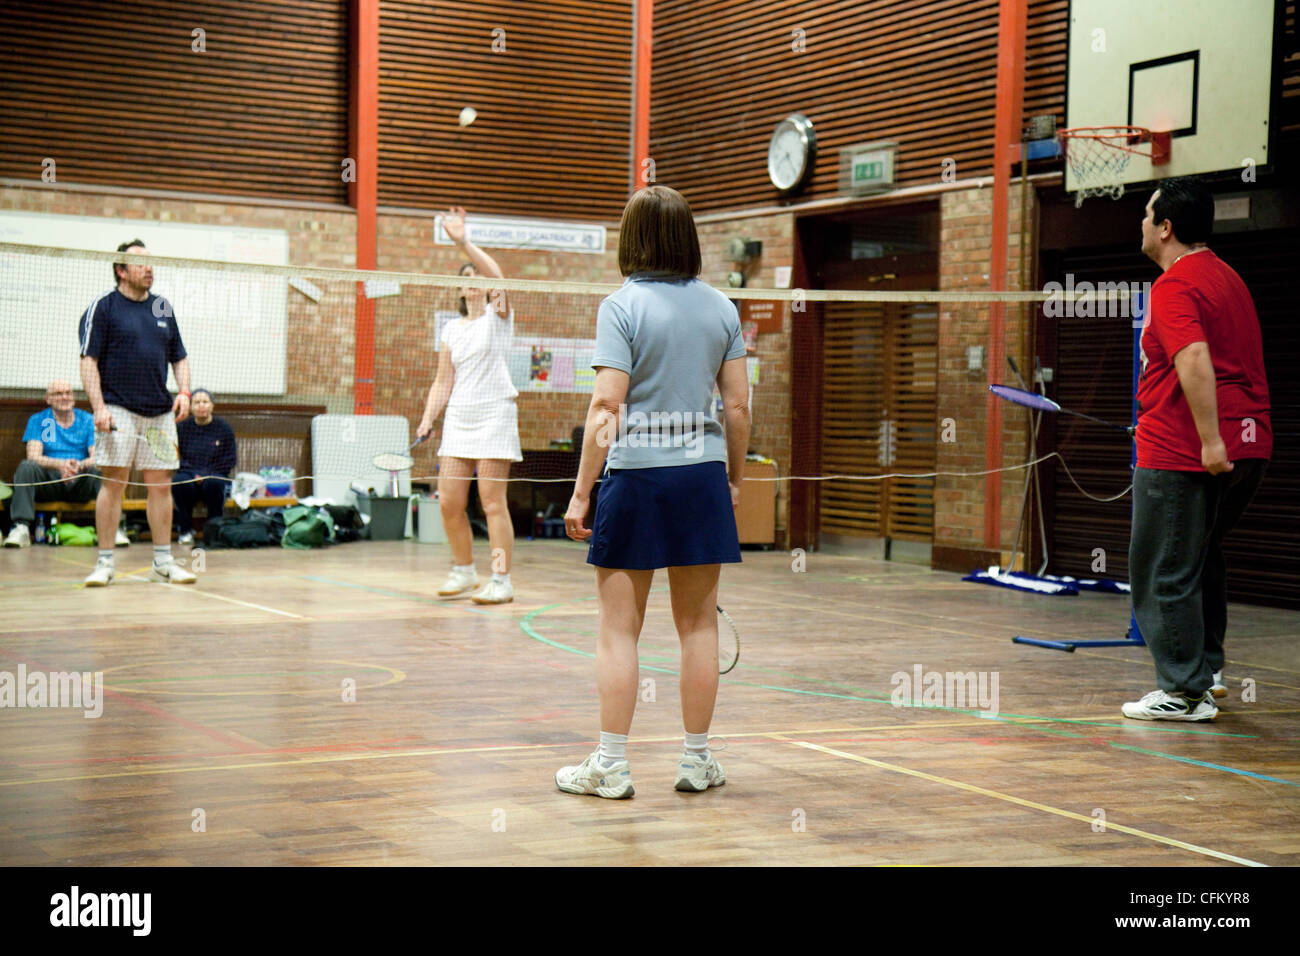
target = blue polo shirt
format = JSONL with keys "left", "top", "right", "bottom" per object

{"left": 592, "top": 274, "right": 745, "bottom": 470}
{"left": 21, "top": 409, "right": 95, "bottom": 461}
{"left": 78, "top": 289, "right": 187, "bottom": 417}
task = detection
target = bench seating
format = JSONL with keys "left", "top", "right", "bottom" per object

{"left": 2, "top": 398, "right": 323, "bottom": 530}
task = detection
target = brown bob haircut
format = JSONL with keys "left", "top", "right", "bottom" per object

{"left": 617, "top": 185, "right": 701, "bottom": 278}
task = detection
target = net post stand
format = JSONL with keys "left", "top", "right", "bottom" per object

{"left": 1011, "top": 294, "right": 1148, "bottom": 653}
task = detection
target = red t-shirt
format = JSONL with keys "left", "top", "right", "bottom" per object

{"left": 1136, "top": 249, "right": 1272, "bottom": 470}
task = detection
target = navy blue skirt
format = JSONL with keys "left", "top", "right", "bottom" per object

{"left": 587, "top": 461, "right": 742, "bottom": 570}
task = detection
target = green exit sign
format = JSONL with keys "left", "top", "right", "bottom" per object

{"left": 841, "top": 141, "right": 897, "bottom": 195}
{"left": 854, "top": 159, "right": 884, "bottom": 182}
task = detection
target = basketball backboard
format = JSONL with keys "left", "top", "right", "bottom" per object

{"left": 1065, "top": 0, "right": 1280, "bottom": 197}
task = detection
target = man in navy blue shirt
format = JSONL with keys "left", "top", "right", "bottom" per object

{"left": 3, "top": 380, "right": 107, "bottom": 548}
{"left": 172, "top": 389, "right": 238, "bottom": 545}
{"left": 79, "top": 239, "right": 196, "bottom": 586}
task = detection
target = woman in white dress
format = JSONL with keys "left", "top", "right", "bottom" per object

{"left": 417, "top": 206, "right": 521, "bottom": 604}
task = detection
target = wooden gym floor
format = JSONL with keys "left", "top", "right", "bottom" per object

{"left": 1, "top": 539, "right": 1297, "bottom": 866}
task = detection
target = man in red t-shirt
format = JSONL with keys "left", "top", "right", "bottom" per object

{"left": 1123, "top": 177, "right": 1271, "bottom": 722}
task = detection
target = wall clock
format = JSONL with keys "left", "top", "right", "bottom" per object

{"left": 767, "top": 113, "right": 816, "bottom": 195}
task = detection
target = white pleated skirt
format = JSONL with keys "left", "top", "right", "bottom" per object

{"left": 438, "top": 399, "right": 522, "bottom": 462}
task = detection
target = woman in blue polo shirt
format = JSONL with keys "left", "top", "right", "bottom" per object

{"left": 557, "top": 185, "right": 751, "bottom": 799}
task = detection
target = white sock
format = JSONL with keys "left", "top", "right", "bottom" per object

{"left": 598, "top": 731, "right": 627, "bottom": 766}
{"left": 685, "top": 731, "right": 709, "bottom": 760}
{"left": 97, "top": 550, "right": 114, "bottom": 566}
{"left": 453, "top": 563, "right": 475, "bottom": 575}
{"left": 491, "top": 572, "right": 511, "bottom": 587}
{"left": 153, "top": 545, "right": 171, "bottom": 567}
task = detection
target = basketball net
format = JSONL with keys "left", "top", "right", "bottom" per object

{"left": 1059, "top": 126, "right": 1171, "bottom": 208}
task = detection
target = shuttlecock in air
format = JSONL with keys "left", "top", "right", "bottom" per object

{"left": 458, "top": 107, "right": 477, "bottom": 127}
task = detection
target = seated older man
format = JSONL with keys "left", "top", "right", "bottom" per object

{"left": 3, "top": 380, "right": 124, "bottom": 548}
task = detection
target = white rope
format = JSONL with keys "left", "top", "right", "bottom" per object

{"left": 0, "top": 242, "right": 1135, "bottom": 305}
{"left": 9, "top": 451, "right": 1132, "bottom": 501}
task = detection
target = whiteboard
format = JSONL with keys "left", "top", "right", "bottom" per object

{"left": 0, "top": 211, "right": 290, "bottom": 394}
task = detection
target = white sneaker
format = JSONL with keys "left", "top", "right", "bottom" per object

{"left": 84, "top": 562, "right": 114, "bottom": 587}
{"left": 150, "top": 561, "right": 197, "bottom": 584}
{"left": 437, "top": 567, "right": 478, "bottom": 598}
{"left": 555, "top": 751, "right": 634, "bottom": 799}
{"left": 178, "top": 532, "right": 194, "bottom": 546}
{"left": 471, "top": 578, "right": 514, "bottom": 605}
{"left": 1122, "top": 689, "right": 1218, "bottom": 722}
{"left": 674, "top": 752, "right": 727, "bottom": 792}
{"left": 114, "top": 528, "right": 130, "bottom": 547}
{"left": 3, "top": 524, "right": 31, "bottom": 548}
{"left": 1211, "top": 671, "right": 1227, "bottom": 699}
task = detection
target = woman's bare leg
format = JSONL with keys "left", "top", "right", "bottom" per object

{"left": 595, "top": 567, "right": 654, "bottom": 735}
{"left": 476, "top": 459, "right": 513, "bottom": 574}
{"left": 438, "top": 456, "right": 475, "bottom": 567}
{"left": 667, "top": 564, "right": 721, "bottom": 735}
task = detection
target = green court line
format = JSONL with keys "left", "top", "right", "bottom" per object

{"left": 519, "top": 601, "right": 1298, "bottom": 789}
{"left": 523, "top": 608, "right": 1254, "bottom": 739}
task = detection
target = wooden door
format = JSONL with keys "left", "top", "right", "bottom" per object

{"left": 819, "top": 301, "right": 937, "bottom": 541}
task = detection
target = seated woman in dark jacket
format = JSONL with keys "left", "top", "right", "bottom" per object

{"left": 172, "top": 389, "right": 237, "bottom": 545}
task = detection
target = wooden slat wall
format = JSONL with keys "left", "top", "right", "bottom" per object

{"left": 821, "top": 302, "right": 886, "bottom": 536}
{"left": 379, "top": 1, "right": 632, "bottom": 220}
{"left": 1041, "top": 248, "right": 1151, "bottom": 585}
{"left": 651, "top": 0, "right": 1069, "bottom": 212}
{"left": 820, "top": 301, "right": 936, "bottom": 540}
{"left": 0, "top": 0, "right": 349, "bottom": 204}
{"left": 888, "top": 305, "right": 939, "bottom": 541}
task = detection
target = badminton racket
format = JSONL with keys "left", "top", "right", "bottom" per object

{"left": 373, "top": 434, "right": 431, "bottom": 495}
{"left": 372, "top": 433, "right": 431, "bottom": 473}
{"left": 718, "top": 605, "right": 740, "bottom": 674}
{"left": 109, "top": 425, "right": 180, "bottom": 464}
{"left": 989, "top": 384, "right": 1134, "bottom": 435}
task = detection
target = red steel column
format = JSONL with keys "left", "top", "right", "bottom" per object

{"left": 984, "top": 0, "right": 1027, "bottom": 549}
{"left": 631, "top": 0, "right": 652, "bottom": 193}
{"left": 349, "top": 0, "right": 380, "bottom": 414}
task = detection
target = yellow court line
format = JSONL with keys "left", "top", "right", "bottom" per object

{"left": 769, "top": 734, "right": 1267, "bottom": 867}
{"left": 0, "top": 721, "right": 1036, "bottom": 789}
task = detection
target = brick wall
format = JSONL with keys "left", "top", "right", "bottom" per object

{"left": 1, "top": 182, "right": 795, "bottom": 518}
{"left": 697, "top": 211, "right": 795, "bottom": 542}
{"left": 374, "top": 210, "right": 623, "bottom": 468}
{"left": 936, "top": 183, "right": 1037, "bottom": 563}
{"left": 0, "top": 183, "right": 357, "bottom": 412}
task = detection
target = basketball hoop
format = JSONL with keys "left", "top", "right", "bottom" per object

{"left": 1058, "top": 126, "right": 1172, "bottom": 207}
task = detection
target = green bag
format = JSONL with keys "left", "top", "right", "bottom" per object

{"left": 54, "top": 522, "right": 97, "bottom": 546}
{"left": 281, "top": 505, "right": 335, "bottom": 550}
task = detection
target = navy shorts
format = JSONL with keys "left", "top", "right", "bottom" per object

{"left": 587, "top": 460, "right": 742, "bottom": 570}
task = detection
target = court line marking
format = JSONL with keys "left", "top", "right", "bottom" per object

{"left": 520, "top": 602, "right": 1300, "bottom": 788}
{"left": 0, "top": 723, "right": 1004, "bottom": 787}
{"left": 719, "top": 575, "right": 1300, "bottom": 675}
{"left": 34, "top": 551, "right": 308, "bottom": 620}
{"left": 116, "top": 570, "right": 306, "bottom": 619}
{"left": 97, "top": 658, "right": 406, "bottom": 697}
{"left": 530, "top": 617, "right": 1300, "bottom": 731}
{"left": 0, "top": 644, "right": 269, "bottom": 752}
{"left": 520, "top": 604, "right": 1254, "bottom": 739}
{"left": 769, "top": 735, "right": 1268, "bottom": 867}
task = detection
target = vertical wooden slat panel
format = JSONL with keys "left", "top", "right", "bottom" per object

{"left": 820, "top": 301, "right": 936, "bottom": 540}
